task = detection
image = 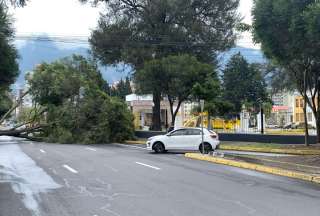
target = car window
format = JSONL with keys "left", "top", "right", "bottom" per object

{"left": 170, "top": 129, "right": 187, "bottom": 136}
{"left": 186, "top": 129, "right": 201, "bottom": 135}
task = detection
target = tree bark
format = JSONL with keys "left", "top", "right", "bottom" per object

{"left": 151, "top": 91, "right": 162, "bottom": 131}
{"left": 303, "top": 69, "right": 310, "bottom": 146}
{"left": 171, "top": 100, "right": 182, "bottom": 128}
{"left": 316, "top": 117, "right": 320, "bottom": 144}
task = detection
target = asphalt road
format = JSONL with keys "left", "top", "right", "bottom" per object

{"left": 0, "top": 137, "right": 319, "bottom": 216}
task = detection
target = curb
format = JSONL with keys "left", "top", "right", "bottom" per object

{"left": 125, "top": 140, "right": 145, "bottom": 145}
{"left": 185, "top": 153, "right": 320, "bottom": 184}
{"left": 220, "top": 145, "right": 320, "bottom": 155}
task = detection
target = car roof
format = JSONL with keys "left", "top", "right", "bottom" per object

{"left": 174, "top": 127, "right": 206, "bottom": 130}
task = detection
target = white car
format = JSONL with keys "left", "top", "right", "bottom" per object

{"left": 146, "top": 128, "right": 220, "bottom": 153}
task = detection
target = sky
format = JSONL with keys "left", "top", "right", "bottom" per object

{"left": 10, "top": 0, "right": 258, "bottom": 49}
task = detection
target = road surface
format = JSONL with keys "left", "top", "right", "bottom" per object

{"left": 0, "top": 137, "right": 319, "bottom": 216}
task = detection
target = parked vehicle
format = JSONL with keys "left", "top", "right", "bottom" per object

{"left": 146, "top": 128, "right": 220, "bottom": 154}
{"left": 283, "top": 122, "right": 316, "bottom": 130}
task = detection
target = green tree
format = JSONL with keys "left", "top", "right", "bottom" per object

{"left": 252, "top": 0, "right": 320, "bottom": 144}
{"left": 110, "top": 77, "right": 132, "bottom": 100}
{"left": 0, "top": 2, "right": 18, "bottom": 123}
{"left": 136, "top": 55, "right": 218, "bottom": 127}
{"left": 26, "top": 55, "right": 134, "bottom": 144}
{"left": 83, "top": 0, "right": 241, "bottom": 130}
{"left": 223, "top": 53, "right": 269, "bottom": 115}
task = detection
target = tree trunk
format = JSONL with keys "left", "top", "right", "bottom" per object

{"left": 207, "top": 115, "right": 211, "bottom": 130}
{"left": 171, "top": 101, "right": 182, "bottom": 128}
{"left": 151, "top": 92, "right": 162, "bottom": 131}
{"left": 316, "top": 118, "right": 320, "bottom": 144}
{"left": 303, "top": 69, "right": 310, "bottom": 146}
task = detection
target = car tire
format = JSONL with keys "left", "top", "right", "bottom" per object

{"left": 199, "top": 142, "right": 213, "bottom": 154}
{"left": 153, "top": 142, "right": 166, "bottom": 154}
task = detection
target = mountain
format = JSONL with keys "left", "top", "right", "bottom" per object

{"left": 219, "top": 46, "right": 266, "bottom": 67}
{"left": 14, "top": 39, "right": 129, "bottom": 89}
{"left": 14, "top": 39, "right": 265, "bottom": 89}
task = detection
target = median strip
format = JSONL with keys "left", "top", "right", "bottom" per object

{"left": 219, "top": 145, "right": 320, "bottom": 155}
{"left": 185, "top": 153, "right": 320, "bottom": 184}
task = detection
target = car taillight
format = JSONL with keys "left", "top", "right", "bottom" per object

{"left": 210, "top": 134, "right": 217, "bottom": 139}
{"left": 210, "top": 132, "right": 219, "bottom": 139}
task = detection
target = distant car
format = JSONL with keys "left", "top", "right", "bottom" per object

{"left": 283, "top": 122, "right": 315, "bottom": 130}
{"left": 266, "top": 124, "right": 279, "bottom": 129}
{"left": 146, "top": 128, "right": 220, "bottom": 154}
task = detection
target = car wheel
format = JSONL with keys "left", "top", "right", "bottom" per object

{"left": 199, "top": 143, "right": 213, "bottom": 154}
{"left": 153, "top": 142, "right": 165, "bottom": 154}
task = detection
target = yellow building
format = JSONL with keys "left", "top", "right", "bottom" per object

{"left": 293, "top": 95, "right": 316, "bottom": 127}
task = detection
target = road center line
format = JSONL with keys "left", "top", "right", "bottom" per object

{"left": 62, "top": 164, "right": 78, "bottom": 174}
{"left": 39, "top": 149, "right": 46, "bottom": 153}
{"left": 135, "top": 162, "right": 161, "bottom": 170}
{"left": 85, "top": 147, "right": 97, "bottom": 152}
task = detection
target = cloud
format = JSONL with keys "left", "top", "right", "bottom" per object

{"left": 10, "top": 0, "right": 102, "bottom": 36}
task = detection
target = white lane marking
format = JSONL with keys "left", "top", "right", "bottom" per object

{"left": 104, "top": 164, "right": 119, "bottom": 173}
{"left": 85, "top": 147, "right": 97, "bottom": 152}
{"left": 39, "top": 149, "right": 46, "bottom": 153}
{"left": 62, "top": 165, "right": 78, "bottom": 174}
{"left": 135, "top": 162, "right": 161, "bottom": 170}
{"left": 116, "top": 144, "right": 147, "bottom": 150}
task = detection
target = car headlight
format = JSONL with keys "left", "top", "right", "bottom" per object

{"left": 148, "top": 137, "right": 154, "bottom": 141}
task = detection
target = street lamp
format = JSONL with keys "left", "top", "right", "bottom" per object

{"left": 200, "top": 99, "right": 205, "bottom": 154}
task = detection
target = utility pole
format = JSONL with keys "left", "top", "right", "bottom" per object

{"left": 200, "top": 99, "right": 205, "bottom": 154}
{"left": 261, "top": 107, "right": 264, "bottom": 134}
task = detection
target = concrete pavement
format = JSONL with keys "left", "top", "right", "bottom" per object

{"left": 0, "top": 137, "right": 319, "bottom": 216}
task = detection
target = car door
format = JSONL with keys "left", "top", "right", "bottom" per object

{"left": 185, "top": 129, "right": 202, "bottom": 150}
{"left": 166, "top": 129, "right": 188, "bottom": 150}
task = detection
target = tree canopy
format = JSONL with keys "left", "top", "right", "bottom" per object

{"left": 253, "top": 0, "right": 320, "bottom": 143}
{"left": 0, "top": 3, "right": 19, "bottom": 116}
{"left": 135, "top": 54, "right": 219, "bottom": 126}
{"left": 0, "top": 3, "right": 19, "bottom": 89}
{"left": 223, "top": 53, "right": 269, "bottom": 114}
{"left": 83, "top": 0, "right": 241, "bottom": 130}
{"left": 87, "top": 0, "right": 241, "bottom": 67}
{"left": 26, "top": 55, "right": 134, "bottom": 144}
{"left": 109, "top": 77, "right": 132, "bottom": 100}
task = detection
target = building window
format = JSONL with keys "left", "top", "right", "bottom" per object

{"left": 296, "top": 99, "right": 299, "bottom": 108}
{"left": 296, "top": 113, "right": 300, "bottom": 122}
{"left": 308, "top": 113, "right": 313, "bottom": 122}
{"left": 300, "top": 113, "right": 304, "bottom": 122}
{"left": 300, "top": 99, "right": 304, "bottom": 108}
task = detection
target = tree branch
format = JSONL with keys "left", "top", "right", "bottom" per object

{"left": 0, "top": 89, "right": 30, "bottom": 125}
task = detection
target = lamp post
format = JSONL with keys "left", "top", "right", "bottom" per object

{"left": 200, "top": 99, "right": 205, "bottom": 154}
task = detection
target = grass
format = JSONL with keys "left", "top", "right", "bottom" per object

{"left": 221, "top": 141, "right": 320, "bottom": 150}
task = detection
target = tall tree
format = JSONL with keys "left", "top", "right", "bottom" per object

{"left": 0, "top": 2, "right": 18, "bottom": 118}
{"left": 223, "top": 53, "right": 269, "bottom": 114}
{"left": 83, "top": 0, "right": 241, "bottom": 130}
{"left": 135, "top": 54, "right": 217, "bottom": 127}
{"left": 110, "top": 77, "right": 132, "bottom": 100}
{"left": 253, "top": 0, "right": 320, "bottom": 144}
